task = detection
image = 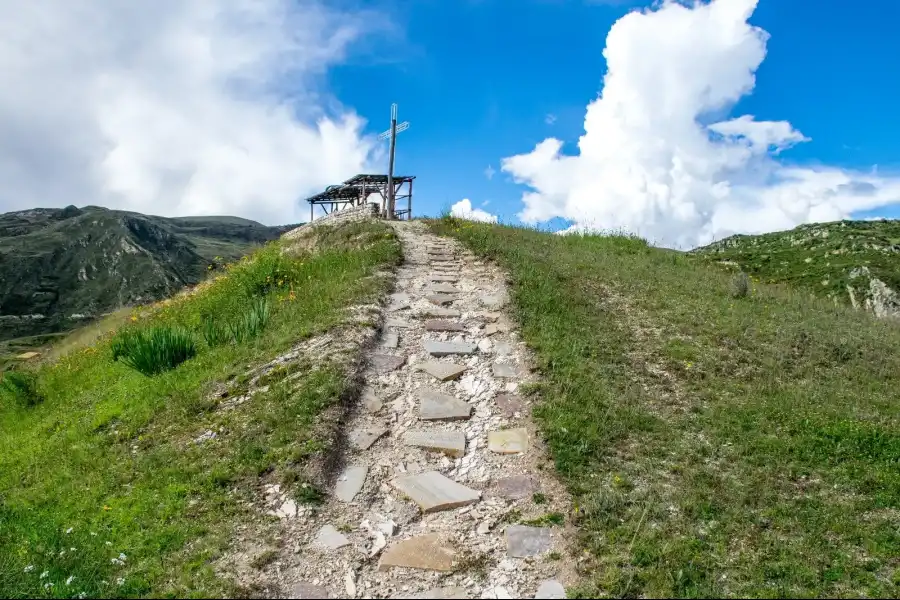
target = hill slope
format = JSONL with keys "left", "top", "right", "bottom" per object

{"left": 0, "top": 205, "right": 299, "bottom": 341}
{"left": 691, "top": 219, "right": 900, "bottom": 318}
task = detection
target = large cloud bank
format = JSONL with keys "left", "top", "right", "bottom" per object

{"left": 501, "top": 0, "right": 900, "bottom": 248}
{"left": 0, "top": 0, "right": 381, "bottom": 225}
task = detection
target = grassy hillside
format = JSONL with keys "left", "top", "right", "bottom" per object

{"left": 431, "top": 217, "right": 900, "bottom": 598}
{"left": 0, "top": 205, "right": 299, "bottom": 346}
{"left": 692, "top": 219, "right": 900, "bottom": 312}
{"left": 0, "top": 220, "right": 400, "bottom": 599}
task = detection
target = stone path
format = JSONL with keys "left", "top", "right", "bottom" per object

{"left": 275, "top": 221, "right": 574, "bottom": 599}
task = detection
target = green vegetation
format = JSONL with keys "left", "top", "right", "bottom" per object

{"left": 692, "top": 219, "right": 900, "bottom": 305}
{"left": 0, "top": 370, "right": 44, "bottom": 408}
{"left": 431, "top": 216, "right": 900, "bottom": 598}
{"left": 110, "top": 326, "right": 198, "bottom": 376}
{"left": 0, "top": 220, "right": 400, "bottom": 599}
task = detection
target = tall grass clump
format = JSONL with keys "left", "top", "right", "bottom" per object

{"left": 228, "top": 296, "right": 270, "bottom": 344}
{"left": 111, "top": 326, "right": 197, "bottom": 376}
{"left": 201, "top": 314, "right": 229, "bottom": 348}
{"left": 0, "top": 369, "right": 44, "bottom": 408}
{"left": 731, "top": 271, "right": 751, "bottom": 298}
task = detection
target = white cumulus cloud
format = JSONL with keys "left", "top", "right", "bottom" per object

{"left": 501, "top": 0, "right": 900, "bottom": 248}
{"left": 0, "top": 0, "right": 387, "bottom": 225}
{"left": 451, "top": 199, "right": 498, "bottom": 223}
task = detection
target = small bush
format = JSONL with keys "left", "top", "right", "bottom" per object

{"left": 731, "top": 272, "right": 750, "bottom": 298}
{"left": 0, "top": 370, "right": 44, "bottom": 408}
{"left": 201, "top": 315, "right": 228, "bottom": 348}
{"left": 111, "top": 326, "right": 197, "bottom": 376}
{"left": 228, "top": 296, "right": 270, "bottom": 344}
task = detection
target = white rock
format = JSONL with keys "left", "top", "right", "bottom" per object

{"left": 344, "top": 569, "right": 357, "bottom": 597}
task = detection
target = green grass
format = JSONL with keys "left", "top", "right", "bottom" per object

{"left": 0, "top": 220, "right": 401, "bottom": 599}
{"left": 430, "top": 216, "right": 900, "bottom": 599}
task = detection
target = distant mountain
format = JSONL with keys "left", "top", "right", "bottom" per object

{"left": 692, "top": 219, "right": 900, "bottom": 318}
{"left": 0, "top": 205, "right": 300, "bottom": 341}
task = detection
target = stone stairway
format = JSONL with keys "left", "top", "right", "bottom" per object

{"left": 280, "top": 221, "right": 572, "bottom": 599}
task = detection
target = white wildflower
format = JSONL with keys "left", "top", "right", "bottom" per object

{"left": 65, "top": 527, "right": 74, "bottom": 534}
{"left": 105, "top": 541, "right": 112, "bottom": 546}
{"left": 40, "top": 571, "right": 49, "bottom": 579}
{"left": 116, "top": 578, "right": 125, "bottom": 586}
{"left": 66, "top": 575, "right": 76, "bottom": 586}
{"left": 23, "top": 565, "right": 34, "bottom": 573}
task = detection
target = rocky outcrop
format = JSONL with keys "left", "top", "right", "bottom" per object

{"left": 848, "top": 266, "right": 900, "bottom": 320}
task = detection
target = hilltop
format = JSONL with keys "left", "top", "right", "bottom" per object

{"left": 692, "top": 219, "right": 900, "bottom": 318}
{"left": 0, "top": 205, "right": 300, "bottom": 344}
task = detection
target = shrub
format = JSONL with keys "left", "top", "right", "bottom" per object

{"left": 201, "top": 315, "right": 228, "bottom": 348}
{"left": 0, "top": 370, "right": 44, "bottom": 408}
{"left": 111, "top": 326, "right": 197, "bottom": 376}
{"left": 732, "top": 272, "right": 751, "bottom": 298}
{"left": 228, "top": 296, "right": 270, "bottom": 344}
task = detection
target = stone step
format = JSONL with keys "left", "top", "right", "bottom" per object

{"left": 378, "top": 533, "right": 455, "bottom": 572}
{"left": 388, "top": 292, "right": 411, "bottom": 311}
{"left": 419, "top": 361, "right": 467, "bottom": 381}
{"left": 431, "top": 283, "right": 460, "bottom": 294}
{"left": 424, "top": 340, "right": 477, "bottom": 357}
{"left": 418, "top": 388, "right": 472, "bottom": 421}
{"left": 492, "top": 362, "right": 518, "bottom": 378}
{"left": 381, "top": 332, "right": 399, "bottom": 348}
{"left": 494, "top": 393, "right": 524, "bottom": 418}
{"left": 430, "top": 274, "right": 458, "bottom": 283}
{"left": 488, "top": 428, "right": 528, "bottom": 454}
{"left": 371, "top": 354, "right": 406, "bottom": 373}
{"left": 505, "top": 525, "right": 553, "bottom": 557}
{"left": 403, "top": 429, "right": 466, "bottom": 457}
{"left": 535, "top": 581, "right": 566, "bottom": 599}
{"left": 426, "top": 294, "right": 456, "bottom": 306}
{"left": 349, "top": 427, "right": 388, "bottom": 450}
{"left": 289, "top": 582, "right": 330, "bottom": 598}
{"left": 424, "top": 319, "right": 466, "bottom": 332}
{"left": 335, "top": 465, "right": 368, "bottom": 502}
{"left": 393, "top": 586, "right": 468, "bottom": 599}
{"left": 420, "top": 307, "right": 462, "bottom": 319}
{"left": 484, "top": 322, "right": 510, "bottom": 336}
{"left": 391, "top": 470, "right": 480, "bottom": 513}
{"left": 480, "top": 294, "right": 508, "bottom": 309}
{"left": 493, "top": 475, "right": 538, "bottom": 500}
{"left": 385, "top": 318, "right": 413, "bottom": 328}
{"left": 312, "top": 524, "right": 351, "bottom": 550}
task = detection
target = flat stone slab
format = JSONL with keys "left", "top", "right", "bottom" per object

{"left": 481, "top": 294, "right": 508, "bottom": 309}
{"left": 404, "top": 429, "right": 466, "bottom": 457}
{"left": 385, "top": 318, "right": 413, "bottom": 328}
{"left": 289, "top": 582, "right": 331, "bottom": 598}
{"left": 362, "top": 391, "right": 383, "bottom": 413}
{"left": 431, "top": 283, "right": 461, "bottom": 294}
{"left": 430, "top": 273, "right": 458, "bottom": 282}
{"left": 488, "top": 428, "right": 528, "bottom": 454}
{"left": 492, "top": 362, "right": 519, "bottom": 379}
{"left": 481, "top": 312, "right": 502, "bottom": 322}
{"left": 419, "top": 361, "right": 467, "bottom": 381}
{"left": 494, "top": 393, "right": 524, "bottom": 417}
{"left": 349, "top": 427, "right": 388, "bottom": 450}
{"left": 394, "top": 587, "right": 468, "bottom": 599}
{"left": 388, "top": 293, "right": 411, "bottom": 311}
{"left": 421, "top": 307, "right": 461, "bottom": 318}
{"left": 427, "top": 294, "right": 456, "bottom": 306}
{"left": 392, "top": 470, "right": 480, "bottom": 513}
{"left": 312, "top": 524, "right": 351, "bottom": 550}
{"left": 381, "top": 332, "right": 399, "bottom": 348}
{"left": 378, "top": 533, "right": 456, "bottom": 572}
{"left": 424, "top": 319, "right": 465, "bottom": 332}
{"left": 535, "top": 580, "right": 566, "bottom": 599}
{"left": 484, "top": 323, "right": 510, "bottom": 336}
{"left": 424, "top": 340, "right": 477, "bottom": 357}
{"left": 506, "top": 525, "right": 552, "bottom": 557}
{"left": 494, "top": 475, "right": 538, "bottom": 500}
{"left": 371, "top": 354, "right": 406, "bottom": 373}
{"left": 335, "top": 465, "right": 367, "bottom": 502}
{"left": 419, "top": 389, "right": 472, "bottom": 421}
{"left": 493, "top": 341, "right": 513, "bottom": 356}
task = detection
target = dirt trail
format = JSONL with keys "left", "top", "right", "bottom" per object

{"left": 268, "top": 221, "right": 575, "bottom": 599}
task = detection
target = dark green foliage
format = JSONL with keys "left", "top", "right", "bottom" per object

{"left": 0, "top": 370, "right": 43, "bottom": 408}
{"left": 111, "top": 326, "right": 197, "bottom": 376}
{"left": 227, "top": 297, "right": 270, "bottom": 344}
{"left": 201, "top": 314, "right": 229, "bottom": 348}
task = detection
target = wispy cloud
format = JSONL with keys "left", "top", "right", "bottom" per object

{"left": 484, "top": 164, "right": 496, "bottom": 180}
{"left": 544, "top": 113, "right": 557, "bottom": 125}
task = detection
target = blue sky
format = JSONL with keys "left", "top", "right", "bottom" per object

{"left": 328, "top": 0, "right": 900, "bottom": 242}
{"left": 2, "top": 0, "right": 899, "bottom": 247}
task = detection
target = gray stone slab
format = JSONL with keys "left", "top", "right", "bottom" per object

{"left": 430, "top": 274, "right": 458, "bottom": 283}
{"left": 403, "top": 429, "right": 466, "bottom": 457}
{"left": 535, "top": 580, "right": 566, "bottom": 599}
{"left": 424, "top": 319, "right": 465, "bottom": 332}
{"left": 485, "top": 322, "right": 510, "bottom": 336}
{"left": 419, "top": 389, "right": 472, "bottom": 421}
{"left": 362, "top": 391, "right": 383, "bottom": 413}
{"left": 349, "top": 427, "right": 388, "bottom": 450}
{"left": 378, "top": 533, "right": 455, "bottom": 572}
{"left": 492, "top": 362, "right": 518, "bottom": 379}
{"left": 431, "top": 283, "right": 461, "bottom": 294}
{"left": 385, "top": 318, "right": 413, "bottom": 328}
{"left": 493, "top": 341, "right": 513, "bottom": 356}
{"left": 488, "top": 428, "right": 528, "bottom": 454}
{"left": 494, "top": 475, "right": 538, "bottom": 500}
{"left": 382, "top": 332, "right": 399, "bottom": 348}
{"left": 426, "top": 294, "right": 456, "bottom": 306}
{"left": 335, "top": 465, "right": 367, "bottom": 502}
{"left": 494, "top": 393, "right": 524, "bottom": 417}
{"left": 392, "top": 470, "right": 480, "bottom": 513}
{"left": 288, "top": 582, "right": 331, "bottom": 598}
{"left": 419, "top": 361, "right": 467, "bottom": 381}
{"left": 388, "top": 292, "right": 411, "bottom": 311}
{"left": 424, "top": 340, "right": 477, "bottom": 357}
{"left": 506, "top": 525, "right": 552, "bottom": 557}
{"left": 312, "top": 524, "right": 351, "bottom": 550}
{"left": 480, "top": 294, "right": 508, "bottom": 309}
{"left": 371, "top": 354, "right": 406, "bottom": 373}
{"left": 481, "top": 312, "right": 502, "bottom": 322}
{"left": 421, "top": 307, "right": 461, "bottom": 318}
{"left": 394, "top": 586, "right": 469, "bottom": 599}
